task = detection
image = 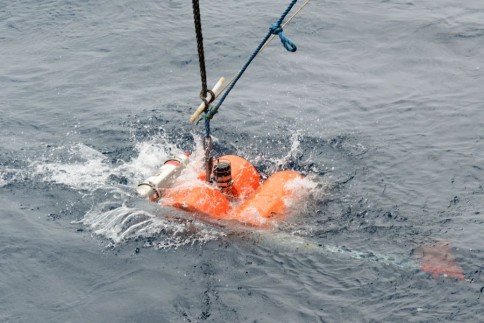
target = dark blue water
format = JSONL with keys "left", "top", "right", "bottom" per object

{"left": 1, "top": 0, "right": 483, "bottom": 321}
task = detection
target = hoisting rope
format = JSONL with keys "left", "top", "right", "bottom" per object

{"left": 191, "top": 0, "right": 215, "bottom": 113}
{"left": 191, "top": 0, "right": 309, "bottom": 180}
{"left": 192, "top": 0, "right": 215, "bottom": 181}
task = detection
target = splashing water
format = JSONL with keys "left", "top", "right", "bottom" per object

{"left": 0, "top": 176, "right": 7, "bottom": 188}
{"left": 82, "top": 206, "right": 225, "bottom": 249}
{"left": 4, "top": 132, "right": 461, "bottom": 279}
{"left": 29, "top": 138, "right": 184, "bottom": 190}
{"left": 31, "top": 144, "right": 113, "bottom": 190}
{"left": 275, "top": 131, "right": 302, "bottom": 170}
{"left": 10, "top": 132, "right": 322, "bottom": 249}
{"left": 0, "top": 166, "right": 20, "bottom": 188}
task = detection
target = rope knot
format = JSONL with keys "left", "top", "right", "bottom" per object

{"left": 270, "top": 23, "right": 283, "bottom": 35}
{"left": 269, "top": 23, "right": 297, "bottom": 52}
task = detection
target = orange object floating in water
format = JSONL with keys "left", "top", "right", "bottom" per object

{"left": 160, "top": 155, "right": 303, "bottom": 226}
{"left": 419, "top": 242, "right": 464, "bottom": 280}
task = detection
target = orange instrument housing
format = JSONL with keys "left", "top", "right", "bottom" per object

{"left": 162, "top": 155, "right": 302, "bottom": 226}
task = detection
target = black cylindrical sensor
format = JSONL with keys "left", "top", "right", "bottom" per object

{"left": 213, "top": 160, "right": 232, "bottom": 189}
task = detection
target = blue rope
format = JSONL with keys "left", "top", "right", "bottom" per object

{"left": 203, "top": 0, "right": 299, "bottom": 136}
{"left": 270, "top": 23, "right": 297, "bottom": 52}
{"left": 204, "top": 117, "right": 210, "bottom": 138}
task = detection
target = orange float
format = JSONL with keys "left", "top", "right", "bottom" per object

{"left": 163, "top": 184, "right": 231, "bottom": 219}
{"left": 230, "top": 170, "right": 302, "bottom": 226}
{"left": 150, "top": 154, "right": 303, "bottom": 226}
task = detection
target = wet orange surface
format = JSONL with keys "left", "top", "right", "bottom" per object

{"left": 419, "top": 242, "right": 464, "bottom": 280}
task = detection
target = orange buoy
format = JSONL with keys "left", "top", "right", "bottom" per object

{"left": 230, "top": 170, "right": 303, "bottom": 226}
{"left": 162, "top": 184, "right": 230, "bottom": 219}
{"left": 155, "top": 154, "right": 303, "bottom": 227}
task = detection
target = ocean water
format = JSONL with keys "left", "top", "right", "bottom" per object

{"left": 1, "top": 0, "right": 483, "bottom": 322}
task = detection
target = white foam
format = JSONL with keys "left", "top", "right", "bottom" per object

{"left": 283, "top": 175, "right": 324, "bottom": 220}
{"left": 0, "top": 177, "right": 6, "bottom": 188}
{"left": 27, "top": 143, "right": 110, "bottom": 190}
{"left": 82, "top": 205, "right": 225, "bottom": 249}
{"left": 28, "top": 137, "right": 183, "bottom": 191}
{"left": 0, "top": 166, "right": 27, "bottom": 188}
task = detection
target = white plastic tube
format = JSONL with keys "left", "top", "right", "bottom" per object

{"left": 136, "top": 153, "right": 189, "bottom": 201}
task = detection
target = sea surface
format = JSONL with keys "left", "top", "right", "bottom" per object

{"left": 1, "top": 0, "right": 483, "bottom": 322}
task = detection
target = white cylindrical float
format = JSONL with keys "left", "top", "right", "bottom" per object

{"left": 136, "top": 153, "right": 190, "bottom": 201}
